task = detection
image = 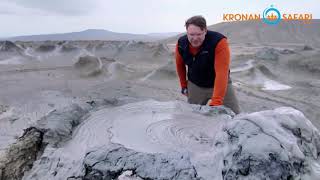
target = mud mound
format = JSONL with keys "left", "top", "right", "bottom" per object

{"left": 302, "top": 45, "right": 314, "bottom": 51}
{"left": 35, "top": 44, "right": 56, "bottom": 53}
{"left": 0, "top": 127, "right": 43, "bottom": 180}
{"left": 0, "top": 41, "right": 24, "bottom": 58}
{"left": 21, "top": 101, "right": 320, "bottom": 179}
{"left": 74, "top": 55, "right": 102, "bottom": 77}
{"left": 233, "top": 63, "right": 291, "bottom": 91}
{"left": 255, "top": 48, "right": 280, "bottom": 61}
{"left": 0, "top": 41, "right": 23, "bottom": 52}
{"left": 91, "top": 41, "right": 126, "bottom": 58}
{"left": 114, "top": 41, "right": 170, "bottom": 64}
{"left": 99, "top": 56, "right": 117, "bottom": 63}
{"left": 289, "top": 53, "right": 320, "bottom": 74}
{"left": 143, "top": 61, "right": 176, "bottom": 80}
{"left": 85, "top": 43, "right": 96, "bottom": 52}
{"left": 60, "top": 43, "right": 78, "bottom": 52}
{"left": 151, "top": 43, "right": 170, "bottom": 57}
{"left": 84, "top": 143, "right": 199, "bottom": 180}
{"left": 107, "top": 61, "right": 138, "bottom": 80}
{"left": 0, "top": 105, "right": 8, "bottom": 115}
{"left": 0, "top": 41, "right": 27, "bottom": 62}
{"left": 94, "top": 41, "right": 124, "bottom": 50}
{"left": 279, "top": 48, "right": 296, "bottom": 54}
{"left": 257, "top": 64, "right": 277, "bottom": 79}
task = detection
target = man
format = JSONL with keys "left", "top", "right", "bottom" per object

{"left": 175, "top": 15, "right": 240, "bottom": 114}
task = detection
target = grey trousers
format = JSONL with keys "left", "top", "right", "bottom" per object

{"left": 187, "top": 81, "right": 240, "bottom": 114}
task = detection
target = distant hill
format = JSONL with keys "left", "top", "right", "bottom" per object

{"left": 165, "top": 19, "right": 320, "bottom": 46}
{"left": 3, "top": 29, "right": 180, "bottom": 42}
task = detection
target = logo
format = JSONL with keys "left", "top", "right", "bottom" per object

{"left": 223, "top": 5, "right": 313, "bottom": 25}
{"left": 262, "top": 5, "right": 281, "bottom": 25}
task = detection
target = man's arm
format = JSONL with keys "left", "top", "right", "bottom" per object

{"left": 209, "top": 38, "right": 230, "bottom": 106}
{"left": 175, "top": 43, "right": 188, "bottom": 88}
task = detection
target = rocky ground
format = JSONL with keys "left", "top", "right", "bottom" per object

{"left": 0, "top": 40, "right": 319, "bottom": 179}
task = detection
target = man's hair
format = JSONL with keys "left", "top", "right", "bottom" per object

{"left": 185, "top": 15, "right": 207, "bottom": 30}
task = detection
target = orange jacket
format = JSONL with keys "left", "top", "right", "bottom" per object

{"left": 175, "top": 38, "right": 230, "bottom": 106}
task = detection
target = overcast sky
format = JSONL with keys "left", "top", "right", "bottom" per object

{"left": 1, "top": 0, "right": 319, "bottom": 37}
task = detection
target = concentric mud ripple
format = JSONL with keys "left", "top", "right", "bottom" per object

{"left": 110, "top": 101, "right": 226, "bottom": 153}
{"left": 146, "top": 117, "right": 218, "bottom": 151}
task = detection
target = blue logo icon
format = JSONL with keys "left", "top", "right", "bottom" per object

{"left": 262, "top": 5, "right": 281, "bottom": 25}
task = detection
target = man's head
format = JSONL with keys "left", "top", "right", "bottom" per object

{"left": 185, "top": 15, "right": 207, "bottom": 48}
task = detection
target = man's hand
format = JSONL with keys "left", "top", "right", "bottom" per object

{"left": 208, "top": 99, "right": 222, "bottom": 107}
{"left": 181, "top": 87, "right": 188, "bottom": 96}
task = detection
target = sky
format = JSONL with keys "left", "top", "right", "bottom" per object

{"left": 0, "top": 0, "right": 319, "bottom": 37}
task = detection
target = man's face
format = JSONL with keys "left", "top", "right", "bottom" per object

{"left": 186, "top": 24, "right": 207, "bottom": 48}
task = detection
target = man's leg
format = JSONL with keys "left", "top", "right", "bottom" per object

{"left": 223, "top": 83, "right": 240, "bottom": 114}
{"left": 187, "top": 81, "right": 211, "bottom": 105}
